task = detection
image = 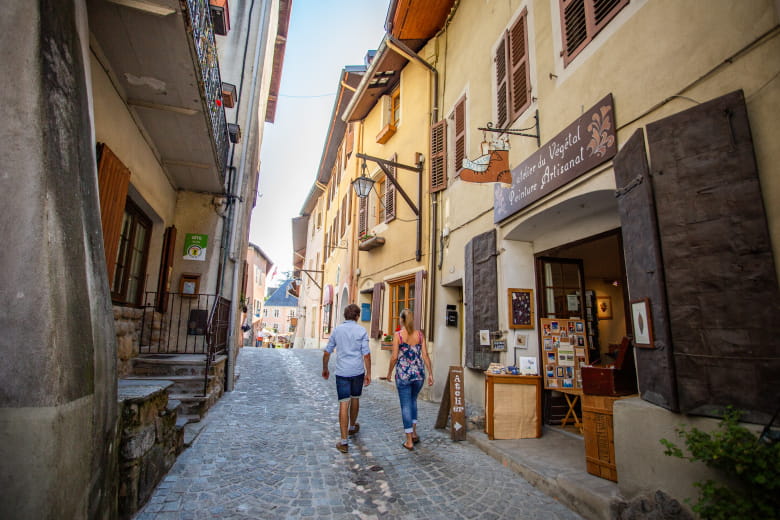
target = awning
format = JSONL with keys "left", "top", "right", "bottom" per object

{"left": 323, "top": 284, "right": 334, "bottom": 305}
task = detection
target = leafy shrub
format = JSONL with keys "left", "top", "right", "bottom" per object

{"left": 660, "top": 407, "right": 780, "bottom": 520}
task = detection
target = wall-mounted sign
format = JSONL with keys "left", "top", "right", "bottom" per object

{"left": 183, "top": 233, "right": 208, "bottom": 261}
{"left": 494, "top": 94, "right": 617, "bottom": 223}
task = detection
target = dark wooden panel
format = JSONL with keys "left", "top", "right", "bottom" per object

{"left": 613, "top": 129, "right": 677, "bottom": 410}
{"left": 464, "top": 230, "right": 498, "bottom": 370}
{"left": 647, "top": 90, "right": 780, "bottom": 421}
{"left": 97, "top": 143, "right": 131, "bottom": 282}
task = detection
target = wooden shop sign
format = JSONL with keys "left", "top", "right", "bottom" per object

{"left": 494, "top": 94, "right": 617, "bottom": 223}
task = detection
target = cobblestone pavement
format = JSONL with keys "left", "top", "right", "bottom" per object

{"left": 135, "top": 348, "right": 583, "bottom": 520}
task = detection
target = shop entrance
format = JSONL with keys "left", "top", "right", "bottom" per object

{"left": 535, "top": 229, "right": 629, "bottom": 431}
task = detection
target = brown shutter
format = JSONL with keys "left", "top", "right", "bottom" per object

{"left": 614, "top": 130, "right": 677, "bottom": 411}
{"left": 348, "top": 190, "right": 352, "bottom": 225}
{"left": 560, "top": 0, "right": 628, "bottom": 66}
{"left": 358, "top": 193, "right": 368, "bottom": 236}
{"left": 454, "top": 98, "right": 466, "bottom": 173}
{"left": 340, "top": 195, "right": 347, "bottom": 237}
{"left": 464, "top": 230, "right": 499, "bottom": 370}
{"left": 645, "top": 90, "right": 780, "bottom": 420}
{"left": 430, "top": 119, "right": 447, "bottom": 193}
{"left": 370, "top": 282, "right": 385, "bottom": 339}
{"left": 345, "top": 122, "right": 354, "bottom": 156}
{"left": 385, "top": 155, "right": 396, "bottom": 222}
{"left": 155, "top": 225, "right": 177, "bottom": 313}
{"left": 495, "top": 37, "right": 509, "bottom": 128}
{"left": 509, "top": 10, "right": 530, "bottom": 120}
{"left": 96, "top": 143, "right": 131, "bottom": 282}
{"left": 413, "top": 270, "right": 426, "bottom": 332}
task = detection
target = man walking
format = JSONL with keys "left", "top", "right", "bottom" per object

{"left": 322, "top": 304, "right": 371, "bottom": 453}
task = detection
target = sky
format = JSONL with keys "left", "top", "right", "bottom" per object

{"left": 249, "top": 0, "right": 389, "bottom": 285}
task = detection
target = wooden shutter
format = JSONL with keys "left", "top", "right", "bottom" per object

{"left": 358, "top": 196, "right": 368, "bottom": 237}
{"left": 430, "top": 119, "right": 447, "bottom": 193}
{"left": 347, "top": 190, "right": 352, "bottom": 225}
{"left": 370, "top": 282, "right": 385, "bottom": 339}
{"left": 345, "top": 122, "right": 354, "bottom": 156}
{"left": 454, "top": 98, "right": 466, "bottom": 173}
{"left": 495, "top": 37, "right": 509, "bottom": 128}
{"left": 614, "top": 130, "right": 677, "bottom": 411}
{"left": 464, "top": 230, "right": 499, "bottom": 370}
{"left": 155, "top": 225, "right": 177, "bottom": 313}
{"left": 509, "top": 10, "right": 530, "bottom": 120}
{"left": 340, "top": 195, "right": 347, "bottom": 237}
{"left": 385, "top": 155, "right": 396, "bottom": 222}
{"left": 560, "top": 0, "right": 628, "bottom": 66}
{"left": 413, "top": 270, "right": 426, "bottom": 332}
{"left": 96, "top": 143, "right": 131, "bottom": 282}
{"left": 644, "top": 90, "right": 780, "bottom": 421}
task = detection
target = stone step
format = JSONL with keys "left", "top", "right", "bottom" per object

{"left": 125, "top": 375, "right": 213, "bottom": 395}
{"left": 131, "top": 354, "right": 226, "bottom": 378}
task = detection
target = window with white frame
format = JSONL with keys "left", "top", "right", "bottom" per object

{"left": 495, "top": 8, "right": 531, "bottom": 129}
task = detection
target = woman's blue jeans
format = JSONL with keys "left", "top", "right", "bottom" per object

{"left": 396, "top": 378, "right": 424, "bottom": 433}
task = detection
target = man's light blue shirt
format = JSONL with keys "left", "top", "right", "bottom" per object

{"left": 325, "top": 320, "right": 370, "bottom": 377}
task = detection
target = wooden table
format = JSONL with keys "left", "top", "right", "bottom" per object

{"left": 484, "top": 373, "right": 542, "bottom": 439}
{"left": 558, "top": 388, "right": 583, "bottom": 433}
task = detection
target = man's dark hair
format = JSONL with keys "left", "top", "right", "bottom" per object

{"left": 344, "top": 303, "right": 360, "bottom": 321}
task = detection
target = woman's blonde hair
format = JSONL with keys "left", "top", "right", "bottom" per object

{"left": 400, "top": 309, "right": 414, "bottom": 335}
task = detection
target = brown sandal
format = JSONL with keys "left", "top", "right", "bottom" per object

{"left": 402, "top": 442, "right": 414, "bottom": 451}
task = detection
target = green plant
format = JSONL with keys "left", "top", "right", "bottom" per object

{"left": 660, "top": 407, "right": 780, "bottom": 520}
{"left": 382, "top": 333, "right": 393, "bottom": 343}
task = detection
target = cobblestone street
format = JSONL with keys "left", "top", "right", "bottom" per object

{"left": 135, "top": 348, "right": 583, "bottom": 520}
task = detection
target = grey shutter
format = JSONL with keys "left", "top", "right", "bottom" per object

{"left": 614, "top": 129, "right": 677, "bottom": 411}
{"left": 413, "top": 270, "right": 426, "bottom": 332}
{"left": 646, "top": 89, "right": 780, "bottom": 421}
{"left": 370, "top": 282, "right": 385, "bottom": 339}
{"left": 465, "top": 230, "right": 499, "bottom": 370}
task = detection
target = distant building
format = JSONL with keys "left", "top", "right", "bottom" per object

{"left": 244, "top": 244, "right": 273, "bottom": 344}
{"left": 261, "top": 279, "right": 299, "bottom": 344}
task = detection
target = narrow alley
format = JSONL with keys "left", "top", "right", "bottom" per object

{"left": 134, "top": 348, "right": 583, "bottom": 520}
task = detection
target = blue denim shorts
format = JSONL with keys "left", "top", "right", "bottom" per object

{"left": 336, "top": 374, "right": 365, "bottom": 402}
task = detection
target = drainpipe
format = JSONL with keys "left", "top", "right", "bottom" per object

{"left": 385, "top": 34, "right": 439, "bottom": 340}
{"left": 224, "top": 0, "right": 272, "bottom": 391}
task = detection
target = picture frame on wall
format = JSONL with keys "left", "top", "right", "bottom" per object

{"left": 508, "top": 288, "right": 534, "bottom": 329}
{"left": 631, "top": 298, "right": 654, "bottom": 348}
{"left": 596, "top": 296, "right": 613, "bottom": 320}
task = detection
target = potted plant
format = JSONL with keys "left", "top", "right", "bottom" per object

{"left": 381, "top": 333, "right": 394, "bottom": 349}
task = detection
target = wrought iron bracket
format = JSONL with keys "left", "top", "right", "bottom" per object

{"left": 478, "top": 110, "right": 540, "bottom": 147}
{"left": 294, "top": 269, "right": 323, "bottom": 290}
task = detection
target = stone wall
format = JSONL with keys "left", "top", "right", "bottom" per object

{"left": 117, "top": 381, "right": 182, "bottom": 520}
{"left": 114, "top": 305, "right": 143, "bottom": 377}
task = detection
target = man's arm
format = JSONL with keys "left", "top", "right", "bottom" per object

{"left": 363, "top": 353, "right": 371, "bottom": 386}
{"left": 322, "top": 351, "right": 331, "bottom": 380}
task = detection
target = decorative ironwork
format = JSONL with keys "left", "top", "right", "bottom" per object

{"left": 185, "top": 0, "right": 230, "bottom": 179}
{"left": 479, "top": 110, "right": 540, "bottom": 147}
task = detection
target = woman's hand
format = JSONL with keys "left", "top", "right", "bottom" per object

{"left": 427, "top": 374, "right": 434, "bottom": 386}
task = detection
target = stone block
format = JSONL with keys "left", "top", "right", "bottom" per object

{"left": 121, "top": 425, "right": 155, "bottom": 459}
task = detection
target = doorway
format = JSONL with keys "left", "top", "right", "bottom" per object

{"left": 535, "top": 229, "right": 629, "bottom": 429}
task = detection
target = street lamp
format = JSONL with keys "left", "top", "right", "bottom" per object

{"left": 351, "top": 158, "right": 376, "bottom": 198}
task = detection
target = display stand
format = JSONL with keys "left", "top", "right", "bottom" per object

{"left": 558, "top": 388, "right": 583, "bottom": 433}
{"left": 484, "top": 373, "right": 542, "bottom": 439}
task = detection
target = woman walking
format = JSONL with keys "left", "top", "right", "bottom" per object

{"left": 386, "top": 309, "right": 433, "bottom": 451}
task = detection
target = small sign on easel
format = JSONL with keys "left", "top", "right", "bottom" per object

{"left": 435, "top": 366, "right": 467, "bottom": 441}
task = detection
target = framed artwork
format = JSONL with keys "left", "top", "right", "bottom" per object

{"left": 508, "top": 288, "right": 534, "bottom": 329}
{"left": 631, "top": 298, "right": 654, "bottom": 348}
{"left": 179, "top": 273, "right": 200, "bottom": 297}
{"left": 491, "top": 339, "right": 507, "bottom": 352}
{"left": 515, "top": 334, "right": 528, "bottom": 348}
{"left": 596, "top": 296, "right": 613, "bottom": 320}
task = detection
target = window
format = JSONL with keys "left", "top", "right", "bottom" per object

{"left": 255, "top": 266, "right": 261, "bottom": 284}
{"left": 263, "top": 308, "right": 268, "bottom": 317}
{"left": 358, "top": 195, "right": 368, "bottom": 237}
{"left": 273, "top": 309, "right": 280, "bottom": 318}
{"left": 388, "top": 276, "right": 415, "bottom": 334}
{"left": 560, "top": 0, "right": 629, "bottom": 66}
{"left": 111, "top": 198, "right": 151, "bottom": 306}
{"left": 495, "top": 9, "right": 531, "bottom": 128}
{"left": 390, "top": 89, "right": 401, "bottom": 126}
{"left": 254, "top": 299, "right": 261, "bottom": 317}
{"left": 288, "top": 309, "right": 295, "bottom": 317}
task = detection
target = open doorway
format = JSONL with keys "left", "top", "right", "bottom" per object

{"left": 535, "top": 229, "right": 629, "bottom": 430}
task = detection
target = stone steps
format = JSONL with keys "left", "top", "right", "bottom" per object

{"left": 124, "top": 375, "right": 213, "bottom": 395}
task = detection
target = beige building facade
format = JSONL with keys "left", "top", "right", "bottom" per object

{"left": 295, "top": 0, "right": 779, "bottom": 516}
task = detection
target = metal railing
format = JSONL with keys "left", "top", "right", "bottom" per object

{"left": 204, "top": 296, "right": 230, "bottom": 395}
{"left": 184, "top": 0, "right": 230, "bottom": 178}
{"left": 140, "top": 292, "right": 226, "bottom": 355}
